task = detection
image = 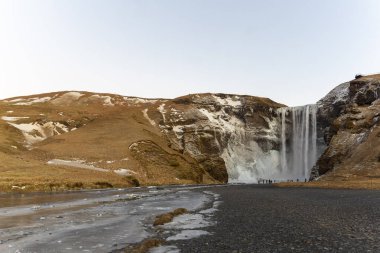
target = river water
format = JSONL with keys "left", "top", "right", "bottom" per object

{"left": 0, "top": 185, "right": 222, "bottom": 253}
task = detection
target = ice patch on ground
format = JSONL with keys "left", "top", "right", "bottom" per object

{"left": 159, "top": 189, "right": 219, "bottom": 248}
{"left": 47, "top": 159, "right": 109, "bottom": 172}
{"left": 166, "top": 230, "right": 210, "bottom": 241}
{"left": 164, "top": 213, "right": 212, "bottom": 230}
{"left": 149, "top": 245, "right": 180, "bottom": 253}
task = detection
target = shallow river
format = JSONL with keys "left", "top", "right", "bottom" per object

{"left": 0, "top": 185, "right": 222, "bottom": 253}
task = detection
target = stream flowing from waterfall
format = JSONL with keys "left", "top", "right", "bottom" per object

{"left": 279, "top": 105, "right": 318, "bottom": 181}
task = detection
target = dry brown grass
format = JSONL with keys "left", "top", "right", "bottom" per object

{"left": 361, "top": 74, "right": 380, "bottom": 80}
{"left": 153, "top": 208, "right": 188, "bottom": 226}
{"left": 275, "top": 178, "right": 380, "bottom": 190}
{"left": 0, "top": 152, "right": 134, "bottom": 192}
{"left": 127, "top": 238, "right": 164, "bottom": 253}
{"left": 0, "top": 91, "right": 222, "bottom": 192}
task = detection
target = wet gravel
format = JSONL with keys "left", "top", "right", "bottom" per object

{"left": 174, "top": 185, "right": 380, "bottom": 253}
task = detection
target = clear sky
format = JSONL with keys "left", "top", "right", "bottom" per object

{"left": 0, "top": 0, "right": 379, "bottom": 106}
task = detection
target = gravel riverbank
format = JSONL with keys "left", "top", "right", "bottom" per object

{"left": 173, "top": 185, "right": 380, "bottom": 253}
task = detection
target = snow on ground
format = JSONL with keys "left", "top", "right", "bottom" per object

{"left": 168, "top": 108, "right": 186, "bottom": 123}
{"left": 8, "top": 122, "right": 69, "bottom": 145}
{"left": 52, "top": 92, "right": 84, "bottom": 105}
{"left": 89, "top": 95, "right": 114, "bottom": 106}
{"left": 47, "top": 159, "right": 109, "bottom": 172}
{"left": 172, "top": 125, "right": 184, "bottom": 138}
{"left": 158, "top": 104, "right": 167, "bottom": 122}
{"left": 142, "top": 109, "right": 156, "bottom": 126}
{"left": 261, "top": 115, "right": 281, "bottom": 140}
{"left": 212, "top": 95, "right": 242, "bottom": 107}
{"left": 7, "top": 97, "right": 51, "bottom": 106}
{"left": 1, "top": 116, "right": 29, "bottom": 121}
{"left": 114, "top": 169, "right": 136, "bottom": 176}
{"left": 123, "top": 97, "right": 159, "bottom": 104}
{"left": 198, "top": 108, "right": 243, "bottom": 132}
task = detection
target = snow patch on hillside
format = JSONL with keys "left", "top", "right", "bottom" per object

{"left": 198, "top": 108, "right": 243, "bottom": 132}
{"left": 47, "top": 159, "right": 109, "bottom": 172}
{"left": 172, "top": 125, "right": 184, "bottom": 138}
{"left": 7, "top": 97, "right": 51, "bottom": 105}
{"left": 52, "top": 92, "right": 84, "bottom": 105}
{"left": 114, "top": 169, "right": 136, "bottom": 176}
{"left": 1, "top": 116, "right": 29, "bottom": 121}
{"left": 158, "top": 104, "right": 167, "bottom": 122}
{"left": 90, "top": 95, "right": 114, "bottom": 106}
{"left": 142, "top": 109, "right": 156, "bottom": 126}
{"left": 124, "top": 97, "right": 159, "bottom": 104}
{"left": 212, "top": 95, "right": 242, "bottom": 107}
{"left": 8, "top": 121, "right": 69, "bottom": 146}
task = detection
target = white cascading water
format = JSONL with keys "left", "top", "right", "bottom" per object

{"left": 221, "top": 104, "right": 318, "bottom": 183}
{"left": 280, "top": 105, "right": 318, "bottom": 181}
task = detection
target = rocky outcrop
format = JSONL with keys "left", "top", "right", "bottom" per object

{"left": 154, "top": 94, "right": 285, "bottom": 183}
{"left": 313, "top": 75, "right": 380, "bottom": 180}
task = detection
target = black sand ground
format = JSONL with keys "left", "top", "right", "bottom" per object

{"left": 174, "top": 185, "right": 380, "bottom": 253}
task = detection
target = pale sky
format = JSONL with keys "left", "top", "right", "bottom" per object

{"left": 0, "top": 0, "right": 380, "bottom": 106}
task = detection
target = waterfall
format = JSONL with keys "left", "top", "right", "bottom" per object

{"left": 280, "top": 105, "right": 317, "bottom": 181}
{"left": 221, "top": 104, "right": 318, "bottom": 184}
{"left": 280, "top": 108, "right": 288, "bottom": 172}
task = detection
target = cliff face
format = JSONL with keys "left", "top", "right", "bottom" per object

{"left": 158, "top": 94, "right": 284, "bottom": 183}
{"left": 314, "top": 75, "right": 380, "bottom": 181}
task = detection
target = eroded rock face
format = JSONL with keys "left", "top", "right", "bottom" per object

{"left": 314, "top": 75, "right": 380, "bottom": 179}
{"left": 155, "top": 94, "right": 285, "bottom": 183}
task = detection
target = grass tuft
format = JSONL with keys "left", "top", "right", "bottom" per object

{"left": 153, "top": 208, "right": 187, "bottom": 226}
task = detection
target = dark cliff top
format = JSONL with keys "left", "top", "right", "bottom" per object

{"left": 356, "top": 74, "right": 380, "bottom": 81}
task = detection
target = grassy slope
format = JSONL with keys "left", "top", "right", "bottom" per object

{"left": 0, "top": 92, "right": 217, "bottom": 192}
